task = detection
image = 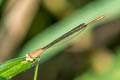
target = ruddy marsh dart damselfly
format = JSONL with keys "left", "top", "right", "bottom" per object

{"left": 26, "top": 15, "right": 105, "bottom": 61}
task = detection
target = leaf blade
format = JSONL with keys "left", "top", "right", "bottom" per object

{"left": 0, "top": 57, "right": 33, "bottom": 79}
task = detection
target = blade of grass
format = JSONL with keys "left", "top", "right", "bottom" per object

{"left": 0, "top": 57, "right": 35, "bottom": 79}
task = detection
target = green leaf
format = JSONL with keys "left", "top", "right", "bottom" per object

{"left": 0, "top": 57, "right": 33, "bottom": 79}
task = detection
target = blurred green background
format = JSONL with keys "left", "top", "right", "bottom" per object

{"left": 0, "top": 0, "right": 120, "bottom": 80}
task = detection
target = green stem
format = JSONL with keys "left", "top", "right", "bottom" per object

{"left": 34, "top": 61, "right": 39, "bottom": 80}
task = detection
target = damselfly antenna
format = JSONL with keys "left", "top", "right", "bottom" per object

{"left": 26, "top": 15, "right": 105, "bottom": 61}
